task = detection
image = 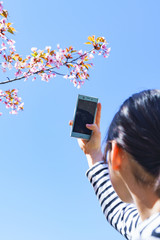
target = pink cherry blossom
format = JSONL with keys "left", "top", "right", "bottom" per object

{"left": 47, "top": 56, "right": 54, "bottom": 64}
{"left": 63, "top": 75, "right": 68, "bottom": 79}
{"left": 0, "top": 18, "right": 5, "bottom": 25}
{"left": 1, "top": 42, "right": 5, "bottom": 47}
{"left": 30, "top": 66, "right": 37, "bottom": 73}
{"left": 9, "top": 45, "right": 16, "bottom": 52}
{"left": 45, "top": 46, "right": 51, "bottom": 51}
{"left": 7, "top": 39, "right": 15, "bottom": 46}
{"left": 77, "top": 50, "right": 83, "bottom": 55}
{"left": 31, "top": 47, "right": 37, "bottom": 52}
{"left": 1, "top": 62, "right": 7, "bottom": 68}
{"left": 88, "top": 53, "right": 94, "bottom": 59}
{"left": 15, "top": 70, "right": 22, "bottom": 77}
{"left": 0, "top": 1, "right": 3, "bottom": 13}
{"left": 10, "top": 110, "right": 18, "bottom": 114}
{"left": 8, "top": 63, "right": 12, "bottom": 70}
{"left": 41, "top": 73, "right": 49, "bottom": 81}
{"left": 14, "top": 62, "right": 21, "bottom": 69}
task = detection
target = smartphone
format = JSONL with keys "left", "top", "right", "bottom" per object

{"left": 71, "top": 94, "right": 98, "bottom": 140}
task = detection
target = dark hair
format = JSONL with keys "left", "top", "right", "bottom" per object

{"left": 105, "top": 89, "right": 160, "bottom": 181}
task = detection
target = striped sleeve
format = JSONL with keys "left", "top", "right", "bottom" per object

{"left": 86, "top": 161, "right": 141, "bottom": 240}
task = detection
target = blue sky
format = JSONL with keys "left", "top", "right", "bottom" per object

{"left": 0, "top": 0, "right": 160, "bottom": 240}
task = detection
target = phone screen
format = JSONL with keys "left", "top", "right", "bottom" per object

{"left": 72, "top": 99, "right": 97, "bottom": 135}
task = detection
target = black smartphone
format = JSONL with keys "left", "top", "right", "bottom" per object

{"left": 71, "top": 94, "right": 98, "bottom": 140}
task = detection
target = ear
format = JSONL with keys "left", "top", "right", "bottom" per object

{"left": 110, "top": 142, "right": 123, "bottom": 171}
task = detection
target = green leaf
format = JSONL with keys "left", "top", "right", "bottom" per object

{"left": 7, "top": 27, "right": 16, "bottom": 34}
{"left": 71, "top": 50, "right": 77, "bottom": 53}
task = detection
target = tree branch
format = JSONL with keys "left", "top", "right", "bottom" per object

{"left": 0, "top": 49, "right": 95, "bottom": 85}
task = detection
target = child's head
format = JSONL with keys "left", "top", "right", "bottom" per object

{"left": 105, "top": 89, "right": 160, "bottom": 196}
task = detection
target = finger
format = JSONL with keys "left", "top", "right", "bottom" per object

{"left": 95, "top": 102, "right": 101, "bottom": 128}
{"left": 78, "top": 138, "right": 88, "bottom": 145}
{"left": 86, "top": 123, "right": 99, "bottom": 133}
{"left": 69, "top": 120, "right": 73, "bottom": 126}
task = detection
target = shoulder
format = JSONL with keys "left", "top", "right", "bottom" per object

{"left": 133, "top": 213, "right": 160, "bottom": 240}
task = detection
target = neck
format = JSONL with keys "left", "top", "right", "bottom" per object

{"left": 118, "top": 152, "right": 160, "bottom": 221}
{"left": 132, "top": 187, "right": 160, "bottom": 221}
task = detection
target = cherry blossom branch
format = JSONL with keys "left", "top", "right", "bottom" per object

{"left": 0, "top": 49, "right": 94, "bottom": 84}
{"left": 0, "top": 1, "right": 111, "bottom": 115}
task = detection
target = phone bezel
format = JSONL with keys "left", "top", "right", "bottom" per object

{"left": 71, "top": 94, "right": 98, "bottom": 140}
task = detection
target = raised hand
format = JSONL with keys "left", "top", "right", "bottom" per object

{"left": 69, "top": 103, "right": 103, "bottom": 167}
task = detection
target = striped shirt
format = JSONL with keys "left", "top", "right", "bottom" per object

{"left": 86, "top": 161, "right": 160, "bottom": 240}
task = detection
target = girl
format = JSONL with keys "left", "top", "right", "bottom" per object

{"left": 70, "top": 89, "right": 160, "bottom": 239}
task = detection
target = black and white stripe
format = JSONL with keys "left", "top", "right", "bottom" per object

{"left": 86, "top": 161, "right": 160, "bottom": 239}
